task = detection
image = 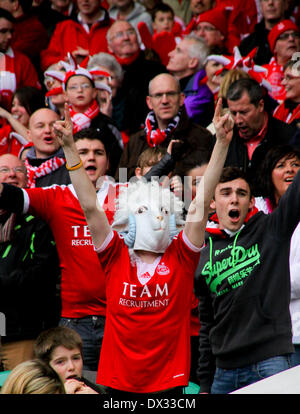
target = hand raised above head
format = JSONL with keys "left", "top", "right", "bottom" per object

{"left": 213, "top": 98, "right": 234, "bottom": 144}
{"left": 53, "top": 103, "right": 74, "bottom": 148}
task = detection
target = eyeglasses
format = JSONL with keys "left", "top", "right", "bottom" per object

{"left": 196, "top": 25, "right": 217, "bottom": 32}
{"left": 282, "top": 73, "right": 300, "bottom": 82}
{"left": 0, "top": 166, "right": 26, "bottom": 174}
{"left": 149, "top": 91, "right": 180, "bottom": 100}
{"left": 110, "top": 29, "right": 136, "bottom": 40}
{"left": 0, "top": 28, "right": 14, "bottom": 35}
{"left": 67, "top": 83, "right": 92, "bottom": 91}
{"left": 277, "top": 31, "right": 300, "bottom": 41}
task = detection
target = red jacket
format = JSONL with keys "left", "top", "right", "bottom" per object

{"left": 0, "top": 48, "right": 40, "bottom": 110}
{"left": 40, "top": 11, "right": 113, "bottom": 71}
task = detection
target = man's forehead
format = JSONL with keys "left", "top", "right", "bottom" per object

{"left": 216, "top": 178, "right": 250, "bottom": 192}
{"left": 150, "top": 75, "right": 178, "bottom": 93}
{"left": 75, "top": 138, "right": 105, "bottom": 150}
{"left": 227, "top": 92, "right": 252, "bottom": 109}
{"left": 30, "top": 109, "right": 59, "bottom": 126}
{"left": 0, "top": 154, "right": 23, "bottom": 167}
{"left": 0, "top": 17, "right": 12, "bottom": 28}
{"left": 110, "top": 21, "right": 133, "bottom": 34}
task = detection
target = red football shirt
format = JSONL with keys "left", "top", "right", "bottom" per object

{"left": 95, "top": 230, "right": 201, "bottom": 393}
{"left": 22, "top": 181, "right": 118, "bottom": 318}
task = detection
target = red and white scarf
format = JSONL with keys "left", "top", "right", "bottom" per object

{"left": 25, "top": 157, "right": 66, "bottom": 188}
{"left": 145, "top": 110, "right": 181, "bottom": 147}
{"left": 69, "top": 99, "right": 100, "bottom": 133}
{"left": 0, "top": 47, "right": 17, "bottom": 110}
{"left": 273, "top": 101, "right": 300, "bottom": 124}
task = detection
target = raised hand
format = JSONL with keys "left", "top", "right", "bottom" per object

{"left": 53, "top": 103, "right": 74, "bottom": 148}
{"left": 213, "top": 98, "right": 234, "bottom": 144}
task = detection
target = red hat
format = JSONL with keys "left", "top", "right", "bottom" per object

{"left": 268, "top": 19, "right": 299, "bottom": 53}
{"left": 196, "top": 7, "right": 228, "bottom": 37}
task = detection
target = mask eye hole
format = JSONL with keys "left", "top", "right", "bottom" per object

{"left": 161, "top": 206, "right": 169, "bottom": 215}
{"left": 136, "top": 206, "right": 148, "bottom": 214}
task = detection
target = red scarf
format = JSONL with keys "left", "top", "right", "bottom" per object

{"left": 69, "top": 99, "right": 100, "bottom": 133}
{"left": 25, "top": 157, "right": 66, "bottom": 188}
{"left": 273, "top": 102, "right": 300, "bottom": 124}
{"left": 0, "top": 48, "right": 17, "bottom": 110}
{"left": 113, "top": 50, "right": 140, "bottom": 67}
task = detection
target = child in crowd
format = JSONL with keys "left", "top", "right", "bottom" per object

{"left": 151, "top": 3, "right": 181, "bottom": 37}
{"left": 139, "top": 3, "right": 182, "bottom": 66}
{"left": 34, "top": 326, "right": 103, "bottom": 394}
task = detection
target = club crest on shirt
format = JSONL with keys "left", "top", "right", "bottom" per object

{"left": 156, "top": 263, "right": 170, "bottom": 276}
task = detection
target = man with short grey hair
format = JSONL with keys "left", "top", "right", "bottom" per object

{"left": 167, "top": 34, "right": 214, "bottom": 126}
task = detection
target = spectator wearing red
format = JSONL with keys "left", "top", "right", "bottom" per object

{"left": 193, "top": 7, "right": 233, "bottom": 53}
{"left": 0, "top": 0, "right": 48, "bottom": 64}
{"left": 264, "top": 19, "right": 300, "bottom": 102}
{"left": 40, "top": 0, "right": 114, "bottom": 71}
{"left": 106, "top": 20, "right": 166, "bottom": 136}
{"left": 0, "top": 8, "right": 40, "bottom": 111}
{"left": 273, "top": 59, "right": 300, "bottom": 128}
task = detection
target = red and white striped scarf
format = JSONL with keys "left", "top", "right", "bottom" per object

{"left": 24, "top": 157, "right": 66, "bottom": 188}
{"left": 145, "top": 110, "right": 181, "bottom": 147}
{"left": 69, "top": 99, "right": 100, "bottom": 133}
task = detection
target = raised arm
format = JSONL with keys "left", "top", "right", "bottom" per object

{"left": 53, "top": 104, "right": 111, "bottom": 248}
{"left": 184, "top": 99, "right": 233, "bottom": 248}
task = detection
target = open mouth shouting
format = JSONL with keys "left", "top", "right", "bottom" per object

{"left": 228, "top": 208, "right": 241, "bottom": 223}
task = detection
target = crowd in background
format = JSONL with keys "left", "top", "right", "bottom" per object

{"left": 0, "top": 0, "right": 299, "bottom": 395}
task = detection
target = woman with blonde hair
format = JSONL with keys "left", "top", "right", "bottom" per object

{"left": 1, "top": 359, "right": 65, "bottom": 394}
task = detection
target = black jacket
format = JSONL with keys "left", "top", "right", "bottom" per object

{"left": 195, "top": 169, "right": 300, "bottom": 393}
{"left": 239, "top": 20, "right": 273, "bottom": 65}
{"left": 112, "top": 51, "right": 167, "bottom": 135}
{"left": 116, "top": 107, "right": 214, "bottom": 180}
{"left": 0, "top": 213, "right": 60, "bottom": 342}
{"left": 221, "top": 115, "right": 298, "bottom": 194}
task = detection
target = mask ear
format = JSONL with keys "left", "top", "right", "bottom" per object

{"left": 117, "top": 214, "right": 136, "bottom": 248}
{"left": 169, "top": 213, "right": 184, "bottom": 241}
{"left": 169, "top": 213, "right": 179, "bottom": 241}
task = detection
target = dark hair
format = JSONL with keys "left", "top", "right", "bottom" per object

{"left": 65, "top": 74, "right": 95, "bottom": 90}
{"left": 0, "top": 7, "right": 15, "bottom": 22}
{"left": 13, "top": 87, "right": 45, "bottom": 116}
{"left": 73, "top": 127, "right": 112, "bottom": 156}
{"left": 219, "top": 166, "right": 253, "bottom": 197}
{"left": 151, "top": 3, "right": 174, "bottom": 20}
{"left": 34, "top": 326, "right": 83, "bottom": 365}
{"left": 258, "top": 145, "right": 300, "bottom": 205}
{"left": 19, "top": 0, "right": 33, "bottom": 14}
{"left": 226, "top": 78, "right": 264, "bottom": 106}
{"left": 175, "top": 151, "right": 211, "bottom": 180}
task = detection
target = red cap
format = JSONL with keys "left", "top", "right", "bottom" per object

{"left": 268, "top": 19, "right": 299, "bottom": 53}
{"left": 196, "top": 7, "right": 228, "bottom": 37}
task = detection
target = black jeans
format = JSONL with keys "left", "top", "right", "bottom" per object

{"left": 59, "top": 315, "right": 105, "bottom": 371}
